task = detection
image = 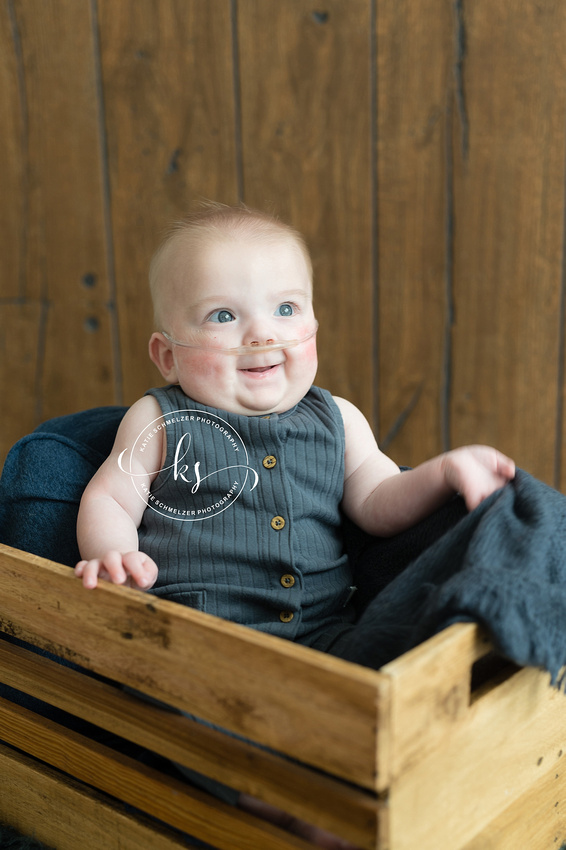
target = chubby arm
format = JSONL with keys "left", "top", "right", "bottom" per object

{"left": 335, "top": 396, "right": 515, "bottom": 536}
{"left": 75, "top": 395, "right": 164, "bottom": 589}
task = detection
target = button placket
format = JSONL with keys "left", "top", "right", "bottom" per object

{"left": 257, "top": 424, "right": 296, "bottom": 629}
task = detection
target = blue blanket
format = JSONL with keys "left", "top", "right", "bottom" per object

{"left": 334, "top": 469, "right": 566, "bottom": 686}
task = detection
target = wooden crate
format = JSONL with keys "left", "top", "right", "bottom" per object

{"left": 0, "top": 542, "right": 565, "bottom": 849}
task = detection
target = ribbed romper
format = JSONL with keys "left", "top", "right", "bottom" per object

{"left": 138, "top": 383, "right": 356, "bottom": 651}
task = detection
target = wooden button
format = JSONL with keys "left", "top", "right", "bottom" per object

{"left": 279, "top": 611, "right": 294, "bottom": 623}
{"left": 270, "top": 516, "right": 286, "bottom": 530}
{"left": 280, "top": 574, "right": 295, "bottom": 588}
{"left": 263, "top": 455, "right": 277, "bottom": 469}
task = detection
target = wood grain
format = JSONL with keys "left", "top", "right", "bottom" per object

{"left": 0, "top": 639, "right": 379, "bottom": 849}
{"left": 0, "top": 301, "right": 42, "bottom": 467}
{"left": 0, "top": 743, "right": 191, "bottom": 850}
{"left": 381, "top": 620, "right": 566, "bottom": 850}
{"left": 97, "top": 0, "right": 240, "bottom": 405}
{"left": 450, "top": 0, "right": 566, "bottom": 484}
{"left": 238, "top": 0, "right": 375, "bottom": 421}
{"left": 380, "top": 622, "right": 492, "bottom": 781}
{"left": 460, "top": 751, "right": 566, "bottom": 849}
{"left": 0, "top": 2, "right": 26, "bottom": 301}
{"left": 376, "top": 0, "right": 453, "bottom": 464}
{"left": 0, "top": 697, "right": 316, "bottom": 850}
{"left": 3, "top": 550, "right": 566, "bottom": 849}
{"left": 0, "top": 543, "right": 386, "bottom": 791}
{"left": 8, "top": 0, "right": 116, "bottom": 421}
{"left": 387, "top": 663, "right": 566, "bottom": 850}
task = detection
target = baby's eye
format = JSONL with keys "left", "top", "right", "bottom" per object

{"left": 209, "top": 309, "right": 235, "bottom": 323}
{"left": 275, "top": 303, "right": 295, "bottom": 317}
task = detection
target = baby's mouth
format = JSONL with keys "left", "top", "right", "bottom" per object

{"left": 242, "top": 364, "right": 277, "bottom": 373}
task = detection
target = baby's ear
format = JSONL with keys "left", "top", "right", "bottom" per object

{"left": 149, "top": 333, "right": 178, "bottom": 383}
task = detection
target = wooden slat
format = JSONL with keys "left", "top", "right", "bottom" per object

{"left": 380, "top": 622, "right": 492, "bottom": 783}
{"left": 0, "top": 2, "right": 26, "bottom": 301}
{"left": 97, "top": 0, "right": 240, "bottom": 405}
{"left": 0, "top": 543, "right": 385, "bottom": 791}
{"left": 385, "top": 628, "right": 566, "bottom": 850}
{"left": 0, "top": 639, "right": 379, "bottom": 850}
{"left": 461, "top": 750, "right": 566, "bottom": 849}
{"left": 375, "top": 0, "right": 453, "bottom": 462}
{"left": 0, "top": 742, "right": 193, "bottom": 850}
{"left": 0, "top": 302, "right": 42, "bottom": 468}
{"left": 450, "top": 0, "right": 566, "bottom": 486}
{"left": 238, "top": 0, "right": 374, "bottom": 423}
{"left": 9, "top": 0, "right": 116, "bottom": 419}
{"left": 0, "top": 697, "right": 313, "bottom": 850}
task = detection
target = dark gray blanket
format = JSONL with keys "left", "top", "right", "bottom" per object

{"left": 336, "top": 469, "right": 566, "bottom": 687}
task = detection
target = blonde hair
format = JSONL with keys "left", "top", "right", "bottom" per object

{"left": 149, "top": 202, "right": 312, "bottom": 327}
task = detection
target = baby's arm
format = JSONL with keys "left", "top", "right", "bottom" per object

{"left": 75, "top": 395, "right": 164, "bottom": 589}
{"left": 336, "top": 397, "right": 515, "bottom": 536}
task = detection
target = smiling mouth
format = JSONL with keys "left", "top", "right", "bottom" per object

{"left": 239, "top": 362, "right": 281, "bottom": 375}
{"left": 242, "top": 364, "right": 277, "bottom": 373}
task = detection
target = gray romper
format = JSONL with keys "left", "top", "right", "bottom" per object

{"left": 138, "top": 383, "right": 356, "bottom": 651}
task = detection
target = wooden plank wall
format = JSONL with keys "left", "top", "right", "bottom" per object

{"left": 1, "top": 0, "right": 565, "bottom": 492}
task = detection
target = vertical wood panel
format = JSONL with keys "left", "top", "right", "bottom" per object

{"left": 0, "top": 2, "right": 37, "bottom": 463}
{"left": 450, "top": 0, "right": 566, "bottom": 486}
{"left": 0, "top": 303, "right": 43, "bottom": 465}
{"left": 376, "top": 0, "right": 453, "bottom": 464}
{"left": 2, "top": 0, "right": 115, "bottom": 426}
{"left": 98, "top": 0, "right": 239, "bottom": 406}
{"left": 0, "top": 1, "right": 26, "bottom": 300}
{"left": 238, "top": 0, "right": 374, "bottom": 422}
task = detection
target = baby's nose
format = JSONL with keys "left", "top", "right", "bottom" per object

{"left": 243, "top": 316, "right": 275, "bottom": 347}
{"left": 249, "top": 337, "right": 275, "bottom": 348}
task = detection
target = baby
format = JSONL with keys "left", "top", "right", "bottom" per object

{"left": 76, "top": 202, "right": 514, "bottom": 605}
{"left": 75, "top": 202, "right": 515, "bottom": 849}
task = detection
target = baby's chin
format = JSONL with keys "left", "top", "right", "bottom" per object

{"left": 176, "top": 385, "right": 310, "bottom": 417}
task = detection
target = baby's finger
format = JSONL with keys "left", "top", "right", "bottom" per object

{"left": 496, "top": 451, "right": 516, "bottom": 479}
{"left": 79, "top": 559, "right": 101, "bottom": 589}
{"left": 100, "top": 550, "right": 128, "bottom": 585}
{"left": 462, "top": 468, "right": 509, "bottom": 511}
{"left": 122, "top": 551, "right": 157, "bottom": 589}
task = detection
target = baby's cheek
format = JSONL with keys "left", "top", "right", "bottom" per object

{"left": 193, "top": 350, "right": 221, "bottom": 373}
{"left": 176, "top": 350, "right": 226, "bottom": 396}
{"left": 302, "top": 339, "right": 318, "bottom": 365}
{"left": 186, "top": 350, "right": 227, "bottom": 378}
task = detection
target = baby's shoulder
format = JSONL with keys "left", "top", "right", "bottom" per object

{"left": 123, "top": 394, "right": 164, "bottom": 430}
{"left": 110, "top": 395, "right": 165, "bottom": 455}
{"left": 332, "top": 395, "right": 379, "bottom": 449}
{"left": 108, "top": 394, "right": 166, "bottom": 474}
{"left": 332, "top": 395, "right": 364, "bottom": 424}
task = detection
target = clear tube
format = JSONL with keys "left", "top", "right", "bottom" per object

{"left": 161, "top": 321, "right": 318, "bottom": 355}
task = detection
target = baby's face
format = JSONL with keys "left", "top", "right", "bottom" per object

{"left": 150, "top": 234, "right": 318, "bottom": 416}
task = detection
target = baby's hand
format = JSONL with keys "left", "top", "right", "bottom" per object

{"left": 441, "top": 445, "right": 515, "bottom": 511}
{"left": 75, "top": 550, "right": 158, "bottom": 591}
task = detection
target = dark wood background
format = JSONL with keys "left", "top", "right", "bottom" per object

{"left": 2, "top": 0, "right": 565, "bottom": 491}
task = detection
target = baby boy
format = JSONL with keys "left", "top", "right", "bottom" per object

{"left": 76, "top": 202, "right": 515, "bottom": 640}
{"left": 75, "top": 202, "right": 515, "bottom": 849}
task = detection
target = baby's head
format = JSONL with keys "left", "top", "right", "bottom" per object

{"left": 148, "top": 203, "right": 319, "bottom": 417}
{"left": 149, "top": 203, "right": 313, "bottom": 329}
